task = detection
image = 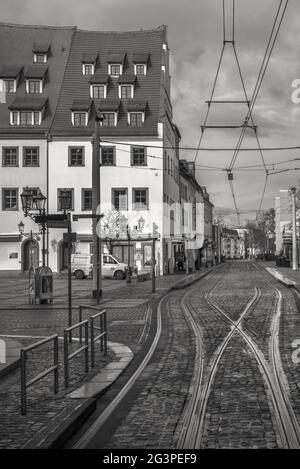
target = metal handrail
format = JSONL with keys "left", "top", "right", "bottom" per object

{"left": 90, "top": 310, "right": 107, "bottom": 367}
{"left": 64, "top": 320, "right": 88, "bottom": 388}
{"left": 78, "top": 305, "right": 107, "bottom": 368}
{"left": 21, "top": 335, "right": 59, "bottom": 415}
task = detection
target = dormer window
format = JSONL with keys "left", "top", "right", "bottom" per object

{"left": 33, "top": 43, "right": 50, "bottom": 64}
{"left": 10, "top": 111, "right": 41, "bottom": 126}
{"left": 89, "top": 74, "right": 109, "bottom": 99}
{"left": 107, "top": 53, "right": 125, "bottom": 77}
{"left": 26, "top": 79, "right": 42, "bottom": 94}
{"left": 135, "top": 64, "right": 147, "bottom": 76}
{"left": 132, "top": 53, "right": 149, "bottom": 76}
{"left": 83, "top": 63, "right": 94, "bottom": 76}
{"left": 0, "top": 66, "right": 22, "bottom": 93}
{"left": 98, "top": 100, "right": 120, "bottom": 127}
{"left": 128, "top": 112, "right": 144, "bottom": 127}
{"left": 81, "top": 53, "right": 97, "bottom": 76}
{"left": 127, "top": 100, "right": 147, "bottom": 127}
{"left": 34, "top": 54, "right": 47, "bottom": 64}
{"left": 90, "top": 84, "right": 106, "bottom": 99}
{"left": 3, "top": 79, "right": 16, "bottom": 93}
{"left": 9, "top": 97, "right": 47, "bottom": 126}
{"left": 118, "top": 74, "right": 135, "bottom": 99}
{"left": 120, "top": 84, "right": 133, "bottom": 99}
{"left": 71, "top": 100, "right": 91, "bottom": 127}
{"left": 102, "top": 113, "right": 117, "bottom": 127}
{"left": 24, "top": 66, "right": 47, "bottom": 93}
{"left": 109, "top": 64, "right": 122, "bottom": 77}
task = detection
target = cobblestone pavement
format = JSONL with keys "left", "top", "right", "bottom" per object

{"left": 0, "top": 269, "right": 198, "bottom": 448}
{"left": 92, "top": 261, "right": 300, "bottom": 449}
{"left": 99, "top": 291, "right": 197, "bottom": 449}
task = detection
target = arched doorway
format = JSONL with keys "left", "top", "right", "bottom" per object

{"left": 58, "top": 240, "right": 76, "bottom": 272}
{"left": 22, "top": 239, "right": 39, "bottom": 272}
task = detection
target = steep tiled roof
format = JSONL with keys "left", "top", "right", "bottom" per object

{"left": 107, "top": 52, "right": 126, "bottom": 63}
{"left": 81, "top": 53, "right": 98, "bottom": 63}
{"left": 70, "top": 99, "right": 91, "bottom": 111}
{"left": 126, "top": 100, "right": 147, "bottom": 111}
{"left": 32, "top": 42, "right": 50, "bottom": 53}
{"left": 0, "top": 65, "right": 22, "bottom": 78}
{"left": 9, "top": 97, "right": 48, "bottom": 110}
{"left": 89, "top": 73, "right": 109, "bottom": 84}
{"left": 51, "top": 26, "right": 167, "bottom": 137}
{"left": 118, "top": 73, "right": 136, "bottom": 84}
{"left": 132, "top": 52, "right": 149, "bottom": 63}
{"left": 24, "top": 65, "right": 48, "bottom": 78}
{"left": 0, "top": 23, "right": 75, "bottom": 136}
{"left": 97, "top": 100, "right": 120, "bottom": 111}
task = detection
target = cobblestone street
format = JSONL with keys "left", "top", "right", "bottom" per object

{"left": 75, "top": 261, "right": 300, "bottom": 450}
{"left": 1, "top": 261, "right": 300, "bottom": 449}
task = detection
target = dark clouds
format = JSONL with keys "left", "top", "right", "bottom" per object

{"left": 1, "top": 0, "right": 300, "bottom": 223}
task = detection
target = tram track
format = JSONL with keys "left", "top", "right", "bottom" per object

{"left": 177, "top": 262, "right": 300, "bottom": 449}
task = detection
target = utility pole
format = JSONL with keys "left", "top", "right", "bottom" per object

{"left": 126, "top": 225, "right": 131, "bottom": 283}
{"left": 291, "top": 187, "right": 297, "bottom": 271}
{"left": 92, "top": 114, "right": 104, "bottom": 299}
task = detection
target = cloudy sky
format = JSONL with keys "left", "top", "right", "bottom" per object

{"left": 1, "top": 0, "right": 300, "bottom": 225}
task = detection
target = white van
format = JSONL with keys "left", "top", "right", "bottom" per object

{"left": 71, "top": 253, "right": 127, "bottom": 280}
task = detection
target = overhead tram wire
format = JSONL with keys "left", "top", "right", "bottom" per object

{"left": 257, "top": 173, "right": 269, "bottom": 217}
{"left": 228, "top": 0, "right": 285, "bottom": 171}
{"left": 100, "top": 139, "right": 300, "bottom": 153}
{"left": 99, "top": 142, "right": 300, "bottom": 175}
{"left": 229, "top": 0, "right": 289, "bottom": 171}
{"left": 193, "top": 44, "right": 226, "bottom": 164}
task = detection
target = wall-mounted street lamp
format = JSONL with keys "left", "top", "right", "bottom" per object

{"left": 20, "top": 186, "right": 73, "bottom": 330}
{"left": 20, "top": 188, "right": 47, "bottom": 266}
{"left": 18, "top": 221, "right": 24, "bottom": 235}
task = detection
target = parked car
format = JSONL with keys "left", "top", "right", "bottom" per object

{"left": 71, "top": 253, "right": 128, "bottom": 280}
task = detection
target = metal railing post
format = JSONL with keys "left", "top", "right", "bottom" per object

{"left": 54, "top": 336, "right": 59, "bottom": 394}
{"left": 90, "top": 316, "right": 95, "bottom": 368}
{"left": 64, "top": 330, "right": 69, "bottom": 388}
{"left": 104, "top": 310, "right": 107, "bottom": 356}
{"left": 20, "top": 335, "right": 59, "bottom": 414}
{"left": 85, "top": 321, "right": 89, "bottom": 373}
{"left": 100, "top": 314, "right": 104, "bottom": 353}
{"left": 21, "top": 350, "right": 27, "bottom": 416}
{"left": 79, "top": 305, "right": 83, "bottom": 344}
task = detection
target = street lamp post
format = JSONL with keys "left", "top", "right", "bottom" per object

{"left": 20, "top": 187, "right": 73, "bottom": 323}
{"left": 126, "top": 224, "right": 131, "bottom": 283}
{"left": 280, "top": 188, "right": 298, "bottom": 271}
{"left": 20, "top": 188, "right": 47, "bottom": 267}
{"left": 92, "top": 113, "right": 105, "bottom": 300}
{"left": 58, "top": 189, "right": 73, "bottom": 331}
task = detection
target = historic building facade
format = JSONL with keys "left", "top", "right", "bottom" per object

{"left": 0, "top": 23, "right": 195, "bottom": 275}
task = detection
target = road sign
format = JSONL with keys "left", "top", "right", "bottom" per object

{"left": 63, "top": 232, "right": 77, "bottom": 243}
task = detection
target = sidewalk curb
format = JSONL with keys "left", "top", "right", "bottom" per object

{"left": 0, "top": 358, "right": 20, "bottom": 380}
{"left": 23, "top": 267, "right": 215, "bottom": 449}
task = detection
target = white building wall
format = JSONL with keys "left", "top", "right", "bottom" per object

{"left": 0, "top": 139, "right": 47, "bottom": 270}
{"left": 48, "top": 137, "right": 164, "bottom": 273}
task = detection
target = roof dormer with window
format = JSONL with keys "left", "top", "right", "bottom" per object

{"left": 127, "top": 100, "right": 147, "bottom": 127}
{"left": 132, "top": 52, "right": 149, "bottom": 76}
{"left": 9, "top": 97, "right": 47, "bottom": 126}
{"left": 107, "top": 53, "right": 125, "bottom": 77}
{"left": 71, "top": 100, "right": 92, "bottom": 126}
{"left": 118, "top": 73, "right": 135, "bottom": 99}
{"left": 25, "top": 66, "right": 47, "bottom": 94}
{"left": 0, "top": 66, "right": 22, "bottom": 94}
{"left": 82, "top": 53, "right": 98, "bottom": 76}
{"left": 98, "top": 100, "right": 120, "bottom": 127}
{"left": 89, "top": 74, "right": 109, "bottom": 99}
{"left": 33, "top": 43, "right": 50, "bottom": 64}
